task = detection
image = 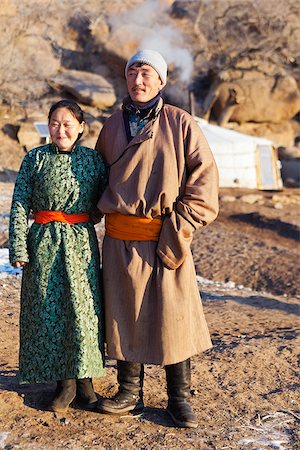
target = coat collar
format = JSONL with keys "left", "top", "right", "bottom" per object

{"left": 122, "top": 94, "right": 164, "bottom": 119}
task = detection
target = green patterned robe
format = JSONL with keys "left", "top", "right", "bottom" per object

{"left": 9, "top": 143, "right": 108, "bottom": 383}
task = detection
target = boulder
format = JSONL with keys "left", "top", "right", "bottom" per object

{"left": 17, "top": 122, "right": 42, "bottom": 151}
{"left": 240, "top": 194, "right": 264, "bottom": 205}
{"left": 85, "top": 119, "right": 103, "bottom": 138}
{"left": 201, "top": 63, "right": 300, "bottom": 125}
{"left": 80, "top": 135, "right": 99, "bottom": 149}
{"left": 49, "top": 70, "right": 116, "bottom": 109}
{"left": 0, "top": 0, "right": 17, "bottom": 16}
{"left": 0, "top": 21, "right": 60, "bottom": 103}
{"left": 220, "top": 195, "right": 237, "bottom": 203}
{"left": 231, "top": 120, "right": 297, "bottom": 148}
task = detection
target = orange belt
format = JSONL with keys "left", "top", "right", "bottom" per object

{"left": 34, "top": 210, "right": 91, "bottom": 224}
{"left": 105, "top": 213, "right": 162, "bottom": 241}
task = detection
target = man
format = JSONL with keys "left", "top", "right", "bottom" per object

{"left": 96, "top": 49, "right": 219, "bottom": 428}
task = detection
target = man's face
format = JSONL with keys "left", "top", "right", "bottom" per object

{"left": 126, "top": 63, "right": 164, "bottom": 106}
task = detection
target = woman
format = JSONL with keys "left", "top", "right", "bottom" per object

{"left": 9, "top": 99, "right": 108, "bottom": 413}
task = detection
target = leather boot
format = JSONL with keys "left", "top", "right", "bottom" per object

{"left": 48, "top": 379, "right": 76, "bottom": 413}
{"left": 75, "top": 378, "right": 98, "bottom": 410}
{"left": 165, "top": 359, "right": 198, "bottom": 428}
{"left": 97, "top": 360, "right": 144, "bottom": 414}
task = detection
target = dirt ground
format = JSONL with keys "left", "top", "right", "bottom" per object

{"left": 0, "top": 181, "right": 299, "bottom": 450}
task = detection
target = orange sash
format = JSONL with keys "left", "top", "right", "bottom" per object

{"left": 105, "top": 213, "right": 162, "bottom": 241}
{"left": 34, "top": 210, "right": 90, "bottom": 224}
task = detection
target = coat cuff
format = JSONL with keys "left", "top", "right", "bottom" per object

{"left": 9, "top": 248, "right": 29, "bottom": 265}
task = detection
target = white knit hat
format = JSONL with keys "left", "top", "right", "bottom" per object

{"left": 125, "top": 49, "right": 168, "bottom": 85}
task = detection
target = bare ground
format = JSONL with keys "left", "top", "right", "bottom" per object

{"left": 0, "top": 181, "right": 299, "bottom": 449}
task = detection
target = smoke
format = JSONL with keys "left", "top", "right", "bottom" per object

{"left": 108, "top": 0, "right": 193, "bottom": 84}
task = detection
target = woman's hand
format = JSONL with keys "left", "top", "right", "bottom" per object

{"left": 13, "top": 261, "right": 27, "bottom": 267}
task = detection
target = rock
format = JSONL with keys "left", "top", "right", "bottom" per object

{"left": 231, "top": 120, "right": 297, "bottom": 148}
{"left": 170, "top": 1, "right": 190, "bottom": 19}
{"left": 220, "top": 195, "right": 236, "bottom": 202}
{"left": 240, "top": 194, "right": 264, "bottom": 204}
{"left": 89, "top": 14, "right": 110, "bottom": 46}
{"left": 17, "top": 122, "right": 42, "bottom": 150}
{"left": 2, "top": 124, "right": 19, "bottom": 141}
{"left": 271, "top": 194, "right": 300, "bottom": 205}
{"left": 0, "top": 0, "right": 16, "bottom": 16}
{"left": 59, "top": 417, "right": 70, "bottom": 425}
{"left": 49, "top": 70, "right": 116, "bottom": 109}
{"left": 76, "top": 118, "right": 103, "bottom": 148}
{"left": 0, "top": 168, "right": 18, "bottom": 182}
{"left": 0, "top": 30, "right": 60, "bottom": 103}
{"left": 274, "top": 203, "right": 283, "bottom": 209}
{"left": 202, "top": 64, "right": 300, "bottom": 125}
{"left": 80, "top": 136, "right": 98, "bottom": 149}
{"left": 85, "top": 119, "right": 103, "bottom": 138}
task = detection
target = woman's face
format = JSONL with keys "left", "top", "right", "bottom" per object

{"left": 48, "top": 107, "right": 84, "bottom": 151}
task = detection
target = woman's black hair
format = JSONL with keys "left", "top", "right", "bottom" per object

{"left": 48, "top": 99, "right": 85, "bottom": 141}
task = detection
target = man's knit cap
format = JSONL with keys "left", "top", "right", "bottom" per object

{"left": 125, "top": 49, "right": 167, "bottom": 85}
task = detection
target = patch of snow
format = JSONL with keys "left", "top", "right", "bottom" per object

{"left": 0, "top": 248, "right": 22, "bottom": 278}
{"left": 0, "top": 432, "right": 9, "bottom": 449}
{"left": 239, "top": 412, "right": 294, "bottom": 450}
{"left": 239, "top": 437, "right": 287, "bottom": 450}
{"left": 196, "top": 275, "right": 251, "bottom": 293}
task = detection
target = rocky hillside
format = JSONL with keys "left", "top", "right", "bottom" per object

{"left": 1, "top": 0, "right": 300, "bottom": 173}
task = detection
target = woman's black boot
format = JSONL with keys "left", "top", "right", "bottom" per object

{"left": 165, "top": 359, "right": 198, "bottom": 428}
{"left": 75, "top": 378, "right": 98, "bottom": 410}
{"left": 97, "top": 360, "right": 144, "bottom": 414}
{"left": 48, "top": 379, "right": 76, "bottom": 413}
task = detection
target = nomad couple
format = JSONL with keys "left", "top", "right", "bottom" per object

{"left": 9, "top": 49, "right": 219, "bottom": 428}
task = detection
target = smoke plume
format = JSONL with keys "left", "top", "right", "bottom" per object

{"left": 108, "top": 0, "right": 193, "bottom": 84}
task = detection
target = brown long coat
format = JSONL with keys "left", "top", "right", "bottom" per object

{"left": 96, "top": 99, "right": 219, "bottom": 365}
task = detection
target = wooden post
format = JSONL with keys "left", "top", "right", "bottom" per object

{"left": 189, "top": 88, "right": 196, "bottom": 117}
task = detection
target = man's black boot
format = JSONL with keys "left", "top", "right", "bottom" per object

{"left": 165, "top": 359, "right": 198, "bottom": 428}
{"left": 48, "top": 379, "right": 76, "bottom": 413}
{"left": 97, "top": 360, "right": 144, "bottom": 414}
{"left": 75, "top": 378, "right": 98, "bottom": 410}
